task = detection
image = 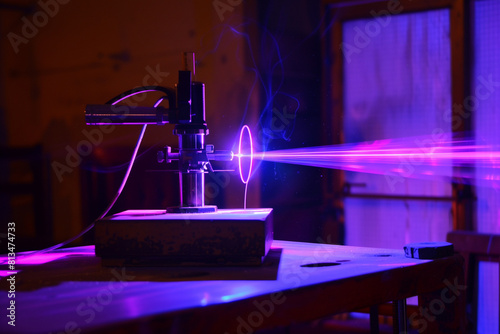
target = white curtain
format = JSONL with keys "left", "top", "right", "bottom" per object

{"left": 342, "top": 9, "right": 452, "bottom": 250}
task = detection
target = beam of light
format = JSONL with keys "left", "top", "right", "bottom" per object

{"left": 0, "top": 270, "right": 19, "bottom": 277}
{"left": 237, "top": 133, "right": 500, "bottom": 184}
{"left": 220, "top": 286, "right": 256, "bottom": 302}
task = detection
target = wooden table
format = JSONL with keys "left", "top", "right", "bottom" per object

{"left": 0, "top": 240, "right": 464, "bottom": 333}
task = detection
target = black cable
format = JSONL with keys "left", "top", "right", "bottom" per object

{"left": 105, "top": 86, "right": 176, "bottom": 107}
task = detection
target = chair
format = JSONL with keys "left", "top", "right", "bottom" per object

{"left": 447, "top": 230, "right": 500, "bottom": 333}
{"left": 0, "top": 145, "right": 53, "bottom": 250}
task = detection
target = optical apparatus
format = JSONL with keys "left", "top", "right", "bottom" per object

{"left": 85, "top": 54, "right": 272, "bottom": 266}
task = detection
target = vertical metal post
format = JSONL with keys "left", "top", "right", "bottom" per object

{"left": 177, "top": 132, "right": 206, "bottom": 208}
{"left": 393, "top": 299, "right": 407, "bottom": 334}
{"left": 369, "top": 305, "right": 380, "bottom": 334}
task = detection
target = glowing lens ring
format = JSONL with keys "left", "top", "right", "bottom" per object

{"left": 238, "top": 125, "right": 254, "bottom": 184}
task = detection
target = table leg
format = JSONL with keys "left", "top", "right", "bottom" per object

{"left": 370, "top": 305, "right": 380, "bottom": 334}
{"left": 417, "top": 277, "right": 466, "bottom": 333}
{"left": 393, "top": 299, "right": 407, "bottom": 334}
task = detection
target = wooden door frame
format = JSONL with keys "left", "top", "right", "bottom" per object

{"left": 320, "top": 0, "right": 472, "bottom": 237}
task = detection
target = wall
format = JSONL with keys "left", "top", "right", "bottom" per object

{"left": 1, "top": 0, "right": 260, "bottom": 246}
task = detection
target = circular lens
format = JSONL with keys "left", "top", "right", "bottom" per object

{"left": 238, "top": 125, "right": 254, "bottom": 184}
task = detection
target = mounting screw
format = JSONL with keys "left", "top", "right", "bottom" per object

{"left": 157, "top": 150, "right": 165, "bottom": 163}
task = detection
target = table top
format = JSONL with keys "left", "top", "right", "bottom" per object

{"left": 0, "top": 240, "right": 463, "bottom": 334}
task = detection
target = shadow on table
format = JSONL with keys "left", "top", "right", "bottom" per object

{"left": 0, "top": 247, "right": 282, "bottom": 291}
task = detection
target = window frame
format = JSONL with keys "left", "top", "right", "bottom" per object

{"left": 320, "top": 0, "right": 472, "bottom": 232}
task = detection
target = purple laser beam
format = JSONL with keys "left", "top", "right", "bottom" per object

{"left": 237, "top": 131, "right": 500, "bottom": 184}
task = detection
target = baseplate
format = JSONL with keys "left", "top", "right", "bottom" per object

{"left": 95, "top": 208, "right": 273, "bottom": 266}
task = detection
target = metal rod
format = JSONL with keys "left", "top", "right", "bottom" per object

{"left": 85, "top": 105, "right": 170, "bottom": 125}
{"left": 180, "top": 173, "right": 204, "bottom": 207}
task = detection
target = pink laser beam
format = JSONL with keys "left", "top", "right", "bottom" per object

{"left": 236, "top": 134, "right": 500, "bottom": 184}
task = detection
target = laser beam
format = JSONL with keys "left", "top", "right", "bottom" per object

{"left": 237, "top": 131, "right": 500, "bottom": 184}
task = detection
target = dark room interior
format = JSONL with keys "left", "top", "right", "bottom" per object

{"left": 1, "top": 0, "right": 499, "bottom": 333}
